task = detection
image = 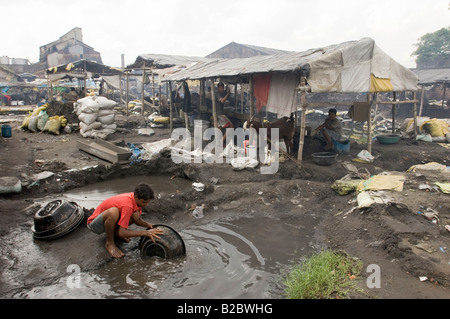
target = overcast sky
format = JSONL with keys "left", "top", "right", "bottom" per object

{"left": 2, "top": 0, "right": 449, "bottom": 69}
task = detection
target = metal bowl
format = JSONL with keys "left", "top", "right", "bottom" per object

{"left": 312, "top": 152, "right": 338, "bottom": 166}
{"left": 32, "top": 200, "right": 84, "bottom": 240}
{"left": 138, "top": 224, "right": 186, "bottom": 259}
{"left": 376, "top": 134, "right": 401, "bottom": 144}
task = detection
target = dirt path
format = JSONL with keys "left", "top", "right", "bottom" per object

{"left": 0, "top": 112, "right": 449, "bottom": 298}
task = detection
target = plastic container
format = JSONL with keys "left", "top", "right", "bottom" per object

{"left": 312, "top": 152, "right": 338, "bottom": 166}
{"left": 376, "top": 134, "right": 401, "bottom": 144}
{"left": 1, "top": 124, "right": 12, "bottom": 138}
{"left": 333, "top": 139, "right": 350, "bottom": 154}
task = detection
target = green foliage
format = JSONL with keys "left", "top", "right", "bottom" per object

{"left": 412, "top": 27, "right": 450, "bottom": 64}
{"left": 284, "top": 250, "right": 363, "bottom": 299}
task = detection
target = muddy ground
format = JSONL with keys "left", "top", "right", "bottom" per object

{"left": 0, "top": 110, "right": 449, "bottom": 299}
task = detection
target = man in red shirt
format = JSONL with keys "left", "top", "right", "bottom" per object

{"left": 87, "top": 183, "right": 163, "bottom": 258}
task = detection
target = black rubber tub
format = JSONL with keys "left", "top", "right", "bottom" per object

{"left": 312, "top": 152, "right": 338, "bottom": 166}
{"left": 31, "top": 200, "right": 84, "bottom": 240}
{"left": 138, "top": 224, "right": 186, "bottom": 259}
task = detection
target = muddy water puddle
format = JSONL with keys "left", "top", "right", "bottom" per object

{"left": 12, "top": 216, "right": 315, "bottom": 299}
{"left": 52, "top": 175, "right": 193, "bottom": 209}
{"left": 4, "top": 175, "right": 319, "bottom": 299}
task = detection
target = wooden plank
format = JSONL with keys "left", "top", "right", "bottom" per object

{"left": 77, "top": 138, "right": 131, "bottom": 164}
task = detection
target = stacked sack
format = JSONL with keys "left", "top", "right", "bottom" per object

{"left": 74, "top": 96, "right": 118, "bottom": 139}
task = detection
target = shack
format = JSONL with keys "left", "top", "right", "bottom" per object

{"left": 126, "top": 54, "right": 219, "bottom": 128}
{"left": 46, "top": 59, "right": 123, "bottom": 102}
{"left": 413, "top": 68, "right": 450, "bottom": 116}
{"left": 164, "top": 37, "right": 419, "bottom": 166}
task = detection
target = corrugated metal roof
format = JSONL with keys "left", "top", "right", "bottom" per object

{"left": 127, "top": 54, "right": 215, "bottom": 69}
{"left": 413, "top": 68, "right": 450, "bottom": 84}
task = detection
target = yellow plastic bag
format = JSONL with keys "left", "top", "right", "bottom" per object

{"left": 356, "top": 174, "right": 405, "bottom": 193}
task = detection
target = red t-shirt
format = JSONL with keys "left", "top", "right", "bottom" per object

{"left": 87, "top": 192, "right": 141, "bottom": 229}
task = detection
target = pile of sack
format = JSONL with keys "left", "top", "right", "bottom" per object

{"left": 74, "top": 96, "right": 118, "bottom": 139}
{"left": 401, "top": 117, "right": 450, "bottom": 142}
{"left": 21, "top": 104, "right": 68, "bottom": 135}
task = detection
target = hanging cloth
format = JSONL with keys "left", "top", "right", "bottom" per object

{"left": 253, "top": 73, "right": 272, "bottom": 112}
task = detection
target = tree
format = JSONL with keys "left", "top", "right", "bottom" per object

{"left": 411, "top": 27, "right": 450, "bottom": 66}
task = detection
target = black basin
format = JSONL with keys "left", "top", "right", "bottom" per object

{"left": 32, "top": 200, "right": 84, "bottom": 240}
{"left": 138, "top": 224, "right": 186, "bottom": 259}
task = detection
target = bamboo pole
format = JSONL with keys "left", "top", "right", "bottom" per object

{"left": 392, "top": 92, "right": 396, "bottom": 133}
{"left": 141, "top": 68, "right": 145, "bottom": 115}
{"left": 234, "top": 85, "right": 238, "bottom": 112}
{"left": 183, "top": 81, "right": 189, "bottom": 129}
{"left": 240, "top": 83, "right": 244, "bottom": 114}
{"left": 249, "top": 75, "right": 254, "bottom": 119}
{"left": 413, "top": 91, "right": 418, "bottom": 138}
{"left": 442, "top": 81, "right": 447, "bottom": 108}
{"left": 119, "top": 74, "right": 122, "bottom": 107}
{"left": 419, "top": 86, "right": 425, "bottom": 116}
{"left": 210, "top": 78, "right": 218, "bottom": 128}
{"left": 169, "top": 81, "right": 173, "bottom": 132}
{"left": 126, "top": 71, "right": 129, "bottom": 117}
{"left": 367, "top": 93, "right": 373, "bottom": 154}
{"left": 297, "top": 76, "right": 308, "bottom": 167}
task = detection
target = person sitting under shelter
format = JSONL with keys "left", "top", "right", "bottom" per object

{"left": 315, "top": 108, "right": 342, "bottom": 151}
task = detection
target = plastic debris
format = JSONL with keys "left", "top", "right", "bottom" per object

{"left": 192, "top": 182, "right": 205, "bottom": 192}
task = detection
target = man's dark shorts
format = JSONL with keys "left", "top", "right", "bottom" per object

{"left": 87, "top": 213, "right": 105, "bottom": 234}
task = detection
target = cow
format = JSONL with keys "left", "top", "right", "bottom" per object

{"left": 244, "top": 113, "right": 295, "bottom": 155}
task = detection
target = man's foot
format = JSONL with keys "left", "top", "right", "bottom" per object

{"left": 106, "top": 242, "right": 125, "bottom": 258}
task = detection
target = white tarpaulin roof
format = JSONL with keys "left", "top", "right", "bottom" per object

{"left": 165, "top": 37, "right": 419, "bottom": 93}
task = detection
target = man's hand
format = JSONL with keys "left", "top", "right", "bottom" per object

{"left": 145, "top": 228, "right": 164, "bottom": 242}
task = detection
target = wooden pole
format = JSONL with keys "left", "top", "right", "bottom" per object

{"left": 169, "top": 81, "right": 173, "bottom": 132}
{"left": 419, "top": 86, "right": 425, "bottom": 116}
{"left": 297, "top": 76, "right": 308, "bottom": 167}
{"left": 199, "top": 79, "right": 205, "bottom": 111}
{"left": 367, "top": 93, "right": 373, "bottom": 154}
{"left": 141, "top": 68, "right": 145, "bottom": 115}
{"left": 119, "top": 74, "right": 122, "bottom": 107}
{"left": 126, "top": 71, "right": 129, "bottom": 117}
{"left": 240, "top": 83, "right": 244, "bottom": 114}
{"left": 249, "top": 75, "right": 254, "bottom": 119}
{"left": 392, "top": 92, "right": 396, "bottom": 133}
{"left": 413, "top": 91, "right": 418, "bottom": 138}
{"left": 234, "top": 85, "right": 238, "bottom": 112}
{"left": 442, "top": 81, "right": 447, "bottom": 109}
{"left": 183, "top": 81, "right": 189, "bottom": 129}
{"left": 210, "top": 78, "right": 218, "bottom": 128}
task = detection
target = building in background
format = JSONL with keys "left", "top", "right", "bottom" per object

{"left": 39, "top": 27, "right": 102, "bottom": 68}
{"left": 206, "top": 41, "right": 290, "bottom": 59}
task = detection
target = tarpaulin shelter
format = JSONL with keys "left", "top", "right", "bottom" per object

{"left": 46, "top": 59, "right": 123, "bottom": 100}
{"left": 164, "top": 37, "right": 419, "bottom": 166}
{"left": 413, "top": 68, "right": 450, "bottom": 114}
{"left": 126, "top": 54, "right": 218, "bottom": 122}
